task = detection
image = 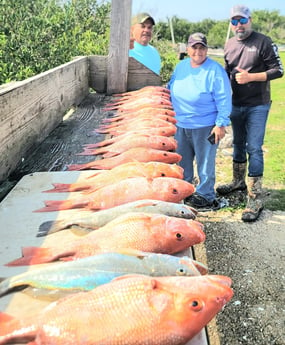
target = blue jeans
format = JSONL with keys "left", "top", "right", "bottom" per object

{"left": 230, "top": 103, "right": 271, "bottom": 177}
{"left": 175, "top": 125, "right": 217, "bottom": 202}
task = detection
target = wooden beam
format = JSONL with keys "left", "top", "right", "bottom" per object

{"left": 107, "top": 0, "right": 132, "bottom": 95}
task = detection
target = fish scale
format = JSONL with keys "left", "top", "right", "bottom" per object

{"left": 6, "top": 212, "right": 205, "bottom": 266}
{"left": 0, "top": 275, "right": 233, "bottom": 345}
{"left": 0, "top": 252, "right": 207, "bottom": 297}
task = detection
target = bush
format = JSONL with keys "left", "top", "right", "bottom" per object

{"left": 0, "top": 0, "right": 110, "bottom": 84}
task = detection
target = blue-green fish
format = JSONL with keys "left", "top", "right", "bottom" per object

{"left": 0, "top": 251, "right": 207, "bottom": 298}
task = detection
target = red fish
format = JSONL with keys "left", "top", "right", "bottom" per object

{"left": 101, "top": 113, "right": 177, "bottom": 125}
{"left": 6, "top": 212, "right": 205, "bottom": 265}
{"left": 112, "top": 85, "right": 170, "bottom": 97}
{"left": 0, "top": 275, "right": 233, "bottom": 345}
{"left": 94, "top": 118, "right": 176, "bottom": 134}
{"left": 102, "top": 113, "right": 175, "bottom": 126}
{"left": 108, "top": 126, "right": 177, "bottom": 138}
{"left": 77, "top": 135, "right": 178, "bottom": 157}
{"left": 105, "top": 92, "right": 170, "bottom": 107}
{"left": 44, "top": 162, "right": 184, "bottom": 193}
{"left": 113, "top": 107, "right": 175, "bottom": 116}
{"left": 67, "top": 148, "right": 182, "bottom": 170}
{"left": 34, "top": 177, "right": 194, "bottom": 212}
{"left": 103, "top": 97, "right": 172, "bottom": 111}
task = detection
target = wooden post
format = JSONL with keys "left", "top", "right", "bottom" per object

{"left": 107, "top": 0, "right": 132, "bottom": 95}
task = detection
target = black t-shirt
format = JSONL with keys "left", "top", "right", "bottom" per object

{"left": 224, "top": 31, "right": 283, "bottom": 106}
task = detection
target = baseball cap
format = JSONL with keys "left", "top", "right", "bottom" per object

{"left": 188, "top": 32, "right": 208, "bottom": 47}
{"left": 131, "top": 13, "right": 155, "bottom": 26}
{"left": 230, "top": 5, "right": 251, "bottom": 18}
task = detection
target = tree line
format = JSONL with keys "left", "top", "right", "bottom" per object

{"left": 1, "top": 0, "right": 284, "bottom": 85}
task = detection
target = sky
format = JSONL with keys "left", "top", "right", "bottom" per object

{"left": 132, "top": 0, "right": 285, "bottom": 22}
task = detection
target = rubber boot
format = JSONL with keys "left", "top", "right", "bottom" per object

{"left": 216, "top": 162, "right": 247, "bottom": 195}
{"left": 241, "top": 176, "right": 264, "bottom": 222}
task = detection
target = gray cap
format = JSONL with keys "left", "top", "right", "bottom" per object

{"left": 131, "top": 13, "right": 155, "bottom": 26}
{"left": 230, "top": 5, "right": 251, "bottom": 18}
{"left": 188, "top": 32, "right": 207, "bottom": 47}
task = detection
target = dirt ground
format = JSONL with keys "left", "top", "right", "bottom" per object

{"left": 194, "top": 136, "right": 285, "bottom": 345}
{"left": 195, "top": 206, "right": 285, "bottom": 345}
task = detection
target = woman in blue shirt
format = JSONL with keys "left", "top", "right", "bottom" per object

{"left": 168, "top": 32, "right": 232, "bottom": 210}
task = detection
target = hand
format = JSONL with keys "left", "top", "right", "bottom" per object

{"left": 235, "top": 67, "right": 251, "bottom": 84}
{"left": 212, "top": 126, "right": 226, "bottom": 143}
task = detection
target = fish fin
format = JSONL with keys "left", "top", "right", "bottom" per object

{"left": 5, "top": 247, "right": 56, "bottom": 266}
{"left": 92, "top": 128, "right": 109, "bottom": 134}
{"left": 134, "top": 200, "right": 159, "bottom": 208}
{"left": 111, "top": 274, "right": 149, "bottom": 282}
{"left": 33, "top": 200, "right": 74, "bottom": 212}
{"left": 67, "top": 163, "right": 90, "bottom": 171}
{"left": 42, "top": 183, "right": 73, "bottom": 193}
{"left": 0, "top": 311, "right": 15, "bottom": 324}
{"left": 111, "top": 248, "right": 148, "bottom": 258}
{"left": 85, "top": 171, "right": 104, "bottom": 179}
{"left": 69, "top": 227, "right": 92, "bottom": 236}
{"left": 101, "top": 151, "right": 120, "bottom": 158}
{"left": 191, "top": 260, "right": 208, "bottom": 275}
{"left": 58, "top": 257, "right": 76, "bottom": 262}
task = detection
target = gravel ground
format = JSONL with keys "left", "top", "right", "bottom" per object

{"left": 193, "top": 134, "right": 285, "bottom": 345}
{"left": 195, "top": 207, "right": 285, "bottom": 345}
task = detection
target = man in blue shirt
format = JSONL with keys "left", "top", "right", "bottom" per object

{"left": 168, "top": 32, "right": 232, "bottom": 210}
{"left": 129, "top": 13, "right": 161, "bottom": 75}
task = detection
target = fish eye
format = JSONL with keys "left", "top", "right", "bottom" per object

{"left": 177, "top": 267, "right": 186, "bottom": 275}
{"left": 175, "top": 232, "right": 183, "bottom": 240}
{"left": 172, "top": 188, "right": 178, "bottom": 194}
{"left": 161, "top": 172, "right": 166, "bottom": 176}
{"left": 190, "top": 299, "right": 204, "bottom": 311}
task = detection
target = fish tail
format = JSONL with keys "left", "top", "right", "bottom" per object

{"left": 103, "top": 106, "right": 117, "bottom": 111}
{"left": 76, "top": 149, "right": 97, "bottom": 156}
{"left": 33, "top": 199, "right": 75, "bottom": 212}
{"left": 67, "top": 162, "right": 95, "bottom": 171}
{"left": 101, "top": 152, "right": 118, "bottom": 158}
{"left": 83, "top": 143, "right": 101, "bottom": 149}
{"left": 37, "top": 220, "right": 63, "bottom": 237}
{"left": 0, "top": 312, "right": 25, "bottom": 340}
{"left": 88, "top": 138, "right": 115, "bottom": 148}
{"left": 92, "top": 128, "right": 110, "bottom": 134}
{"left": 5, "top": 247, "right": 56, "bottom": 266}
{"left": 43, "top": 183, "right": 73, "bottom": 193}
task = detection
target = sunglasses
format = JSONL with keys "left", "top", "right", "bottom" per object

{"left": 231, "top": 18, "right": 249, "bottom": 26}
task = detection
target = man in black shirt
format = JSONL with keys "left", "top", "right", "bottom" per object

{"left": 217, "top": 5, "right": 284, "bottom": 222}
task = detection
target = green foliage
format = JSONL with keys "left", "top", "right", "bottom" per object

{"left": 0, "top": 0, "right": 110, "bottom": 84}
{"left": 152, "top": 39, "right": 179, "bottom": 85}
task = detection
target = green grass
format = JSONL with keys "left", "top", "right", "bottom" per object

{"left": 211, "top": 51, "right": 285, "bottom": 211}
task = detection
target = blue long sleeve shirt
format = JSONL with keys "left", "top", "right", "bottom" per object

{"left": 167, "top": 57, "right": 232, "bottom": 129}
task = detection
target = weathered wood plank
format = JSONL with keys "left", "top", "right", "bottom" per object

{"left": 89, "top": 56, "right": 162, "bottom": 93}
{"left": 107, "top": 0, "right": 132, "bottom": 94}
{"left": 0, "top": 93, "right": 110, "bottom": 201}
{"left": 0, "top": 57, "right": 89, "bottom": 183}
{"left": 89, "top": 55, "right": 108, "bottom": 93}
{"left": 127, "top": 57, "right": 162, "bottom": 90}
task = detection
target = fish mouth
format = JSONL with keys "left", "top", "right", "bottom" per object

{"left": 207, "top": 275, "right": 232, "bottom": 287}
